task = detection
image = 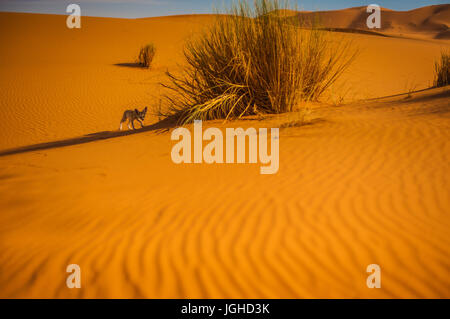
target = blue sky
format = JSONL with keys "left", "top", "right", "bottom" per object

{"left": 0, "top": 0, "right": 447, "bottom": 18}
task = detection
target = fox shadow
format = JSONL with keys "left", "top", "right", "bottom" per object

{"left": 0, "top": 116, "right": 178, "bottom": 157}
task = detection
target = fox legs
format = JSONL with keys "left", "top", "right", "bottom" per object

{"left": 119, "top": 119, "right": 143, "bottom": 131}
{"left": 119, "top": 120, "right": 131, "bottom": 131}
{"left": 119, "top": 112, "right": 128, "bottom": 131}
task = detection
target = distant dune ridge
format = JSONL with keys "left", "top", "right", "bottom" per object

{"left": 0, "top": 4, "right": 449, "bottom": 298}
{"left": 292, "top": 4, "right": 450, "bottom": 39}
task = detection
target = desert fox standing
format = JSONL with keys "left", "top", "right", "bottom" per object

{"left": 119, "top": 107, "right": 147, "bottom": 130}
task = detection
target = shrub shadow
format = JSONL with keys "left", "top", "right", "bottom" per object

{"left": 113, "top": 63, "right": 146, "bottom": 69}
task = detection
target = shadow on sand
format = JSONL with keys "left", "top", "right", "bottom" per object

{"left": 398, "top": 87, "right": 449, "bottom": 104}
{"left": 365, "top": 86, "right": 449, "bottom": 102}
{"left": 4, "top": 87, "right": 446, "bottom": 158}
{"left": 0, "top": 117, "right": 178, "bottom": 157}
{"left": 113, "top": 63, "right": 146, "bottom": 69}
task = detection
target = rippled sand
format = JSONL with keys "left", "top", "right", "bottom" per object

{"left": 0, "top": 11, "right": 449, "bottom": 298}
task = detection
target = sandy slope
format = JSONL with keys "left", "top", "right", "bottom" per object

{"left": 0, "top": 10, "right": 449, "bottom": 298}
{"left": 0, "top": 12, "right": 216, "bottom": 150}
{"left": 0, "top": 87, "right": 449, "bottom": 298}
{"left": 296, "top": 4, "right": 450, "bottom": 39}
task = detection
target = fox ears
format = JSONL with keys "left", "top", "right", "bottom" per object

{"left": 135, "top": 107, "right": 147, "bottom": 114}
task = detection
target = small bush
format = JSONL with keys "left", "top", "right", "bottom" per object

{"left": 434, "top": 51, "right": 450, "bottom": 87}
{"left": 161, "top": 0, "right": 356, "bottom": 124}
{"left": 138, "top": 43, "right": 156, "bottom": 68}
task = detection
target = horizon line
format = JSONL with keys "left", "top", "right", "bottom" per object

{"left": 0, "top": 3, "right": 447, "bottom": 20}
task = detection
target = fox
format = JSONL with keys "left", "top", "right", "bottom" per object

{"left": 119, "top": 107, "right": 147, "bottom": 130}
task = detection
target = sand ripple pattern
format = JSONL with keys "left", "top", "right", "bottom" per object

{"left": 0, "top": 89, "right": 449, "bottom": 298}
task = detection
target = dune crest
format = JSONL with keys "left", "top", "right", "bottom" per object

{"left": 294, "top": 4, "right": 450, "bottom": 39}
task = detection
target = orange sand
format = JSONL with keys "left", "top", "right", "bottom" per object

{"left": 0, "top": 9, "right": 449, "bottom": 298}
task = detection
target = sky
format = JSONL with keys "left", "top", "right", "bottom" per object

{"left": 0, "top": 0, "right": 448, "bottom": 18}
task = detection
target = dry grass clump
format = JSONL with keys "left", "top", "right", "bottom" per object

{"left": 161, "top": 0, "right": 356, "bottom": 124}
{"left": 138, "top": 43, "right": 156, "bottom": 68}
{"left": 434, "top": 51, "right": 450, "bottom": 87}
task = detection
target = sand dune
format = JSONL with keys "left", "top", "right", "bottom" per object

{"left": 0, "top": 9, "right": 449, "bottom": 298}
{"left": 0, "top": 12, "right": 216, "bottom": 150}
{"left": 0, "top": 11, "right": 448, "bottom": 150}
{"left": 295, "top": 4, "right": 450, "bottom": 39}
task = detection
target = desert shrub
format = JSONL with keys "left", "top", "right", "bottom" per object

{"left": 161, "top": 0, "right": 356, "bottom": 124}
{"left": 138, "top": 43, "right": 156, "bottom": 68}
{"left": 434, "top": 51, "right": 450, "bottom": 87}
